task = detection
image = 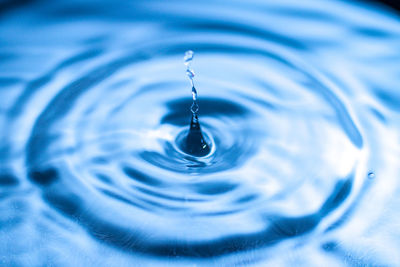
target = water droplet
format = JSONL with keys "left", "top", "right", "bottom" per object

{"left": 183, "top": 50, "right": 194, "bottom": 65}
{"left": 191, "top": 102, "right": 199, "bottom": 114}
{"left": 368, "top": 171, "right": 375, "bottom": 179}
{"left": 186, "top": 69, "right": 195, "bottom": 79}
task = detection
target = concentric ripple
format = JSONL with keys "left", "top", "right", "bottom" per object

{"left": 1, "top": 0, "right": 400, "bottom": 266}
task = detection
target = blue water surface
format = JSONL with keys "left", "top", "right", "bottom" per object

{"left": 1, "top": 0, "right": 400, "bottom": 266}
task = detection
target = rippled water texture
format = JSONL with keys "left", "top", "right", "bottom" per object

{"left": 1, "top": 0, "right": 400, "bottom": 266}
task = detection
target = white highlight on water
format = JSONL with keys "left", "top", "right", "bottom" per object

{"left": 184, "top": 50, "right": 199, "bottom": 115}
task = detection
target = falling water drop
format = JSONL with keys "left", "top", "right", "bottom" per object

{"left": 178, "top": 50, "right": 211, "bottom": 157}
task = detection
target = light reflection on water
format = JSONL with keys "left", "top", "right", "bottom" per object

{"left": 0, "top": 0, "right": 400, "bottom": 266}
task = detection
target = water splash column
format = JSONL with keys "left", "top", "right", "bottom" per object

{"left": 179, "top": 50, "right": 211, "bottom": 157}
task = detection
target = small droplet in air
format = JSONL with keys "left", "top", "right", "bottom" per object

{"left": 186, "top": 69, "right": 195, "bottom": 79}
{"left": 184, "top": 50, "right": 194, "bottom": 66}
{"left": 368, "top": 171, "right": 375, "bottom": 179}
